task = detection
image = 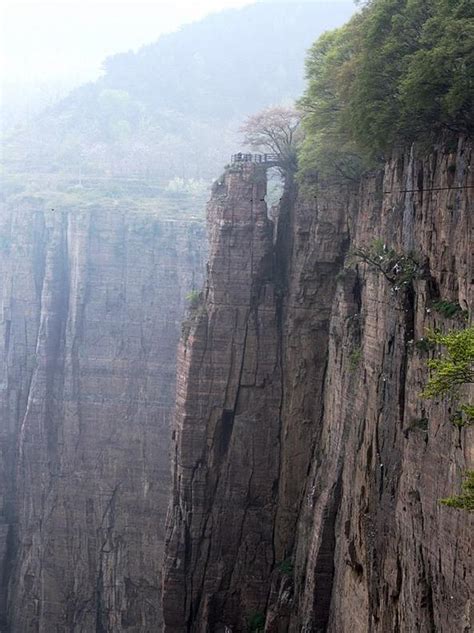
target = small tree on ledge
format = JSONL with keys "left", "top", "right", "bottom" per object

{"left": 240, "top": 106, "right": 302, "bottom": 175}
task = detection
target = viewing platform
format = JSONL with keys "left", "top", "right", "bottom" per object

{"left": 231, "top": 152, "right": 279, "bottom": 167}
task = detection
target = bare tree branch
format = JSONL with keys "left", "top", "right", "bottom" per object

{"left": 239, "top": 106, "right": 302, "bottom": 173}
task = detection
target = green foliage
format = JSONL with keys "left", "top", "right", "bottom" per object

{"left": 398, "top": 0, "right": 474, "bottom": 139}
{"left": 450, "top": 404, "right": 474, "bottom": 428}
{"left": 1, "top": 177, "right": 209, "bottom": 221}
{"left": 186, "top": 290, "right": 201, "bottom": 308}
{"left": 460, "top": 403, "right": 474, "bottom": 422}
{"left": 277, "top": 558, "right": 294, "bottom": 576}
{"left": 351, "top": 240, "right": 419, "bottom": 289}
{"left": 414, "top": 337, "right": 436, "bottom": 353}
{"left": 247, "top": 612, "right": 265, "bottom": 632}
{"left": 226, "top": 163, "right": 244, "bottom": 174}
{"left": 431, "top": 300, "right": 468, "bottom": 321}
{"left": 349, "top": 346, "right": 362, "bottom": 371}
{"left": 298, "top": 22, "right": 366, "bottom": 181}
{"left": 420, "top": 327, "right": 474, "bottom": 399}
{"left": 440, "top": 471, "right": 474, "bottom": 512}
{"left": 408, "top": 417, "right": 429, "bottom": 432}
{"left": 298, "top": 0, "right": 474, "bottom": 179}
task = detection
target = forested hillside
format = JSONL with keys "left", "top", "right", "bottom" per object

{"left": 1, "top": 2, "right": 353, "bottom": 213}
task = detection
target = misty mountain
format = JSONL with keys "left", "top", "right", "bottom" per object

{"left": 2, "top": 1, "right": 354, "bottom": 207}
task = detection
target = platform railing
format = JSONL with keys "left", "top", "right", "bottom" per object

{"left": 231, "top": 153, "right": 279, "bottom": 164}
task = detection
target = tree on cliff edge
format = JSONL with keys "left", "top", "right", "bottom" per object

{"left": 240, "top": 106, "right": 302, "bottom": 174}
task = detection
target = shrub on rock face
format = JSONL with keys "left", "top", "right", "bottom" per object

{"left": 246, "top": 611, "right": 265, "bottom": 632}
{"left": 350, "top": 240, "right": 420, "bottom": 289}
{"left": 450, "top": 405, "right": 474, "bottom": 429}
{"left": 349, "top": 346, "right": 362, "bottom": 371}
{"left": 440, "top": 471, "right": 474, "bottom": 512}
{"left": 421, "top": 327, "right": 474, "bottom": 400}
{"left": 431, "top": 300, "right": 468, "bottom": 321}
{"left": 420, "top": 326, "right": 473, "bottom": 511}
{"left": 186, "top": 289, "right": 201, "bottom": 309}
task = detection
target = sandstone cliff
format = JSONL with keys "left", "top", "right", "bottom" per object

{"left": 163, "top": 138, "right": 472, "bottom": 632}
{"left": 0, "top": 203, "right": 205, "bottom": 632}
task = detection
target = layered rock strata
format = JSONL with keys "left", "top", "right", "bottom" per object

{"left": 0, "top": 204, "right": 205, "bottom": 632}
{"left": 163, "top": 138, "right": 472, "bottom": 632}
{"left": 163, "top": 164, "right": 284, "bottom": 631}
{"left": 286, "top": 139, "right": 473, "bottom": 633}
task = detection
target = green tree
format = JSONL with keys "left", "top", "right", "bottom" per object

{"left": 421, "top": 327, "right": 473, "bottom": 510}
{"left": 350, "top": 240, "right": 419, "bottom": 288}
{"left": 421, "top": 327, "right": 474, "bottom": 399}
{"left": 398, "top": 0, "right": 474, "bottom": 137}
{"left": 298, "top": 22, "right": 366, "bottom": 181}
{"left": 298, "top": 0, "right": 474, "bottom": 180}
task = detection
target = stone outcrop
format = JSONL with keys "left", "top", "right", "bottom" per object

{"left": 163, "top": 164, "right": 283, "bottom": 631}
{"left": 163, "top": 138, "right": 472, "bottom": 632}
{"left": 0, "top": 203, "right": 205, "bottom": 632}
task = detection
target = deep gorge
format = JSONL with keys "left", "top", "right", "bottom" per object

{"left": 0, "top": 1, "right": 472, "bottom": 629}
{"left": 0, "top": 139, "right": 471, "bottom": 633}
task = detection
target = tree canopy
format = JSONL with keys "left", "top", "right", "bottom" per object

{"left": 298, "top": 0, "right": 474, "bottom": 181}
{"left": 240, "top": 106, "right": 302, "bottom": 173}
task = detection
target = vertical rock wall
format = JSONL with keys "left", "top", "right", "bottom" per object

{"left": 163, "top": 138, "right": 472, "bottom": 632}
{"left": 288, "top": 138, "right": 473, "bottom": 633}
{"left": 163, "top": 164, "right": 283, "bottom": 631}
{"left": 0, "top": 204, "right": 206, "bottom": 632}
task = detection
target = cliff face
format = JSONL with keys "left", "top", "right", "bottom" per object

{"left": 288, "top": 140, "right": 473, "bottom": 633}
{"left": 163, "top": 138, "right": 472, "bottom": 632}
{"left": 163, "top": 165, "right": 283, "bottom": 631}
{"left": 0, "top": 204, "right": 205, "bottom": 632}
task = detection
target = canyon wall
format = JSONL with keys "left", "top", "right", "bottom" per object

{"left": 163, "top": 165, "right": 283, "bottom": 631}
{"left": 163, "top": 138, "right": 472, "bottom": 632}
{"left": 0, "top": 203, "right": 206, "bottom": 632}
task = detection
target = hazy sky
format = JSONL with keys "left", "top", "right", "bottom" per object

{"left": 0, "top": 0, "right": 257, "bottom": 85}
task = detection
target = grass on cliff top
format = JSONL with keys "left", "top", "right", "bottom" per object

{"left": 4, "top": 192, "right": 207, "bottom": 222}
{"left": 1, "top": 170, "right": 208, "bottom": 220}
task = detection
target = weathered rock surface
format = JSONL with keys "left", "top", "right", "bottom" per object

{"left": 163, "top": 164, "right": 283, "bottom": 631}
{"left": 0, "top": 204, "right": 205, "bottom": 632}
{"left": 285, "top": 139, "right": 472, "bottom": 633}
{"left": 163, "top": 138, "right": 472, "bottom": 632}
